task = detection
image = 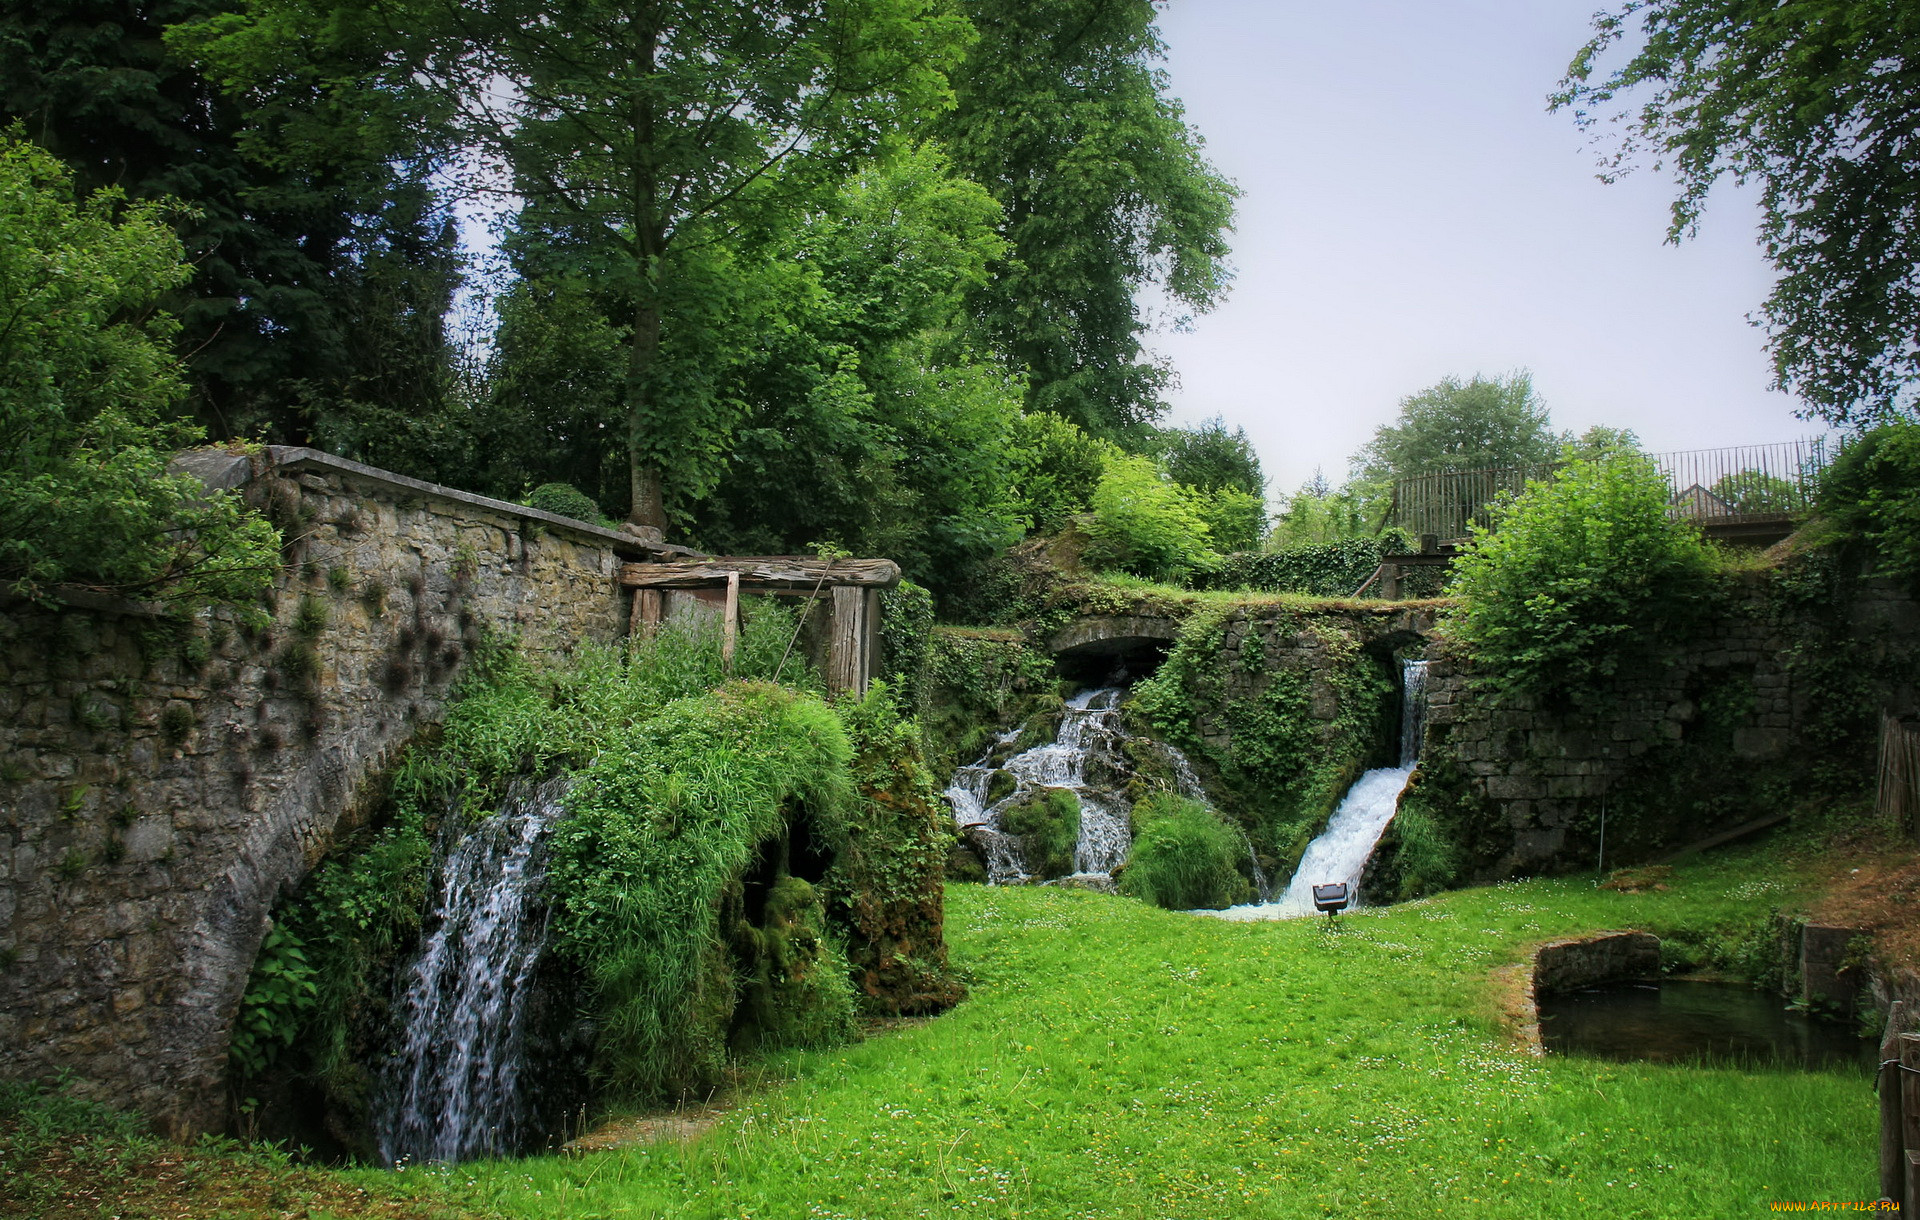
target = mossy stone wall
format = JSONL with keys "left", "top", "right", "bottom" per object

{"left": 0, "top": 448, "right": 634, "bottom": 1135}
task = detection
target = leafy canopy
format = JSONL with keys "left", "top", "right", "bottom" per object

{"left": 1555, "top": 0, "right": 1920, "bottom": 424}
{"left": 940, "top": 0, "right": 1237, "bottom": 436}
{"left": 0, "top": 134, "right": 278, "bottom": 610}
{"left": 1354, "top": 371, "right": 1561, "bottom": 485}
{"left": 1446, "top": 453, "right": 1717, "bottom": 702}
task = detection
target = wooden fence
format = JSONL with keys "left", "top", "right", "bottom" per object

{"left": 1391, "top": 439, "right": 1834, "bottom": 543}
{"left": 1880, "top": 712, "right": 1920, "bottom": 839}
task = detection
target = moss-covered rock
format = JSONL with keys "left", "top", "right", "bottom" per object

{"left": 999, "top": 787, "right": 1081, "bottom": 878}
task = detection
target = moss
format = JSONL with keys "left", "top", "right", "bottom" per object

{"left": 158, "top": 703, "right": 194, "bottom": 746}
{"left": 999, "top": 787, "right": 1080, "bottom": 878}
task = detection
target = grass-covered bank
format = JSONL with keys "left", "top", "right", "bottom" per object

{"left": 437, "top": 842, "right": 1871, "bottom": 1219}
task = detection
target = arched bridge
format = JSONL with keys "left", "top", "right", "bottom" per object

{"left": 1045, "top": 614, "right": 1183, "bottom": 682}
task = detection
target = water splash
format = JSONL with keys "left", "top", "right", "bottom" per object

{"left": 1205, "top": 659, "right": 1430, "bottom": 922}
{"left": 374, "top": 776, "right": 567, "bottom": 1165}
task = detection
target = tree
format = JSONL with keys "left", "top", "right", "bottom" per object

{"left": 1267, "top": 473, "right": 1377, "bottom": 549}
{"left": 1083, "top": 453, "right": 1215, "bottom": 584}
{"left": 1157, "top": 416, "right": 1264, "bottom": 498}
{"left": 5, "top": 0, "right": 459, "bottom": 445}
{"left": 202, "top": 0, "right": 970, "bottom": 532}
{"left": 0, "top": 135, "right": 278, "bottom": 610}
{"left": 1555, "top": 0, "right": 1920, "bottom": 424}
{"left": 939, "top": 0, "right": 1237, "bottom": 437}
{"left": 1354, "top": 371, "right": 1561, "bottom": 485}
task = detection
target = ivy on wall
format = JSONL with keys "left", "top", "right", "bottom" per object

{"left": 1131, "top": 604, "right": 1398, "bottom": 876}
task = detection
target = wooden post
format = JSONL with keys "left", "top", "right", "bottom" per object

{"left": 827, "top": 585, "right": 864, "bottom": 695}
{"left": 1381, "top": 563, "right": 1401, "bottom": 601}
{"left": 722, "top": 572, "right": 740, "bottom": 676}
{"left": 861, "top": 588, "right": 882, "bottom": 694}
{"left": 635, "top": 588, "right": 663, "bottom": 640}
{"left": 1882, "top": 1002, "right": 1907, "bottom": 1205}
{"left": 1902, "top": 1033, "right": 1920, "bottom": 1211}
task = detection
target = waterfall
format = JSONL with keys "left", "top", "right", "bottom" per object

{"left": 1207, "top": 659, "right": 1430, "bottom": 922}
{"left": 944, "top": 688, "right": 1144, "bottom": 883}
{"left": 374, "top": 776, "right": 567, "bottom": 1165}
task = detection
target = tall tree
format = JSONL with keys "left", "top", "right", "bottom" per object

{"left": 1156, "top": 416, "right": 1263, "bottom": 498}
{"left": 1353, "top": 371, "right": 1562, "bottom": 485}
{"left": 939, "top": 0, "right": 1237, "bottom": 437}
{"left": 197, "top": 0, "right": 972, "bottom": 531}
{"left": 3, "top": 0, "right": 458, "bottom": 444}
{"left": 1555, "top": 0, "right": 1920, "bottom": 425}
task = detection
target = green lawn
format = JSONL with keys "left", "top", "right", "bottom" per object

{"left": 434, "top": 844, "right": 1875, "bottom": 1219}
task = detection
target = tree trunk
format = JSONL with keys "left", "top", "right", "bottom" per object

{"left": 625, "top": 295, "right": 666, "bottom": 529}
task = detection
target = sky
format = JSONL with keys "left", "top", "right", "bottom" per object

{"left": 1147, "top": 0, "right": 1819, "bottom": 495}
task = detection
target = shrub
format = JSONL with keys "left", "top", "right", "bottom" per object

{"left": 1005, "top": 412, "right": 1108, "bottom": 534}
{"left": 1196, "top": 533, "right": 1415, "bottom": 597}
{"left": 1446, "top": 454, "right": 1716, "bottom": 702}
{"left": 546, "top": 682, "right": 857, "bottom": 1100}
{"left": 1816, "top": 422, "right": 1920, "bottom": 579}
{"left": 1119, "top": 794, "right": 1248, "bottom": 911}
{"left": 1084, "top": 453, "right": 1217, "bottom": 583}
{"left": 0, "top": 136, "right": 278, "bottom": 614}
{"left": 1195, "top": 486, "right": 1267, "bottom": 554}
{"left": 525, "top": 482, "right": 606, "bottom": 524}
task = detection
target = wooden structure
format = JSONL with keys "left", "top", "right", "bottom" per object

{"left": 1880, "top": 712, "right": 1920, "bottom": 840}
{"left": 1880, "top": 1007, "right": 1919, "bottom": 1210}
{"left": 621, "top": 555, "right": 900, "bottom": 695}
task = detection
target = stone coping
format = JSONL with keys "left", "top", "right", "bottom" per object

{"left": 1493, "top": 930, "right": 1663, "bottom": 1056}
{"left": 263, "top": 447, "right": 706, "bottom": 559}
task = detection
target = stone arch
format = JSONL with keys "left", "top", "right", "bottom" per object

{"left": 1045, "top": 615, "right": 1183, "bottom": 684}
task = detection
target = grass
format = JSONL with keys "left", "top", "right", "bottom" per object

{"left": 442, "top": 836, "right": 1871, "bottom": 1219}
{"left": 14, "top": 834, "right": 1878, "bottom": 1218}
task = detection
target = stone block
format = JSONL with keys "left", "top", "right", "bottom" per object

{"left": 1533, "top": 932, "right": 1662, "bottom": 994}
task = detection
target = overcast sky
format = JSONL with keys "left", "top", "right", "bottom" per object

{"left": 1148, "top": 0, "right": 1819, "bottom": 496}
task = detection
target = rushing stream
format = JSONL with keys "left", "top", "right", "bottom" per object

{"left": 945, "top": 688, "right": 1215, "bottom": 885}
{"left": 374, "top": 776, "right": 568, "bottom": 1165}
{"left": 1208, "top": 659, "right": 1430, "bottom": 921}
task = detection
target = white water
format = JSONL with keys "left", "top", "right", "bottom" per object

{"left": 1205, "top": 659, "right": 1430, "bottom": 922}
{"left": 374, "top": 776, "right": 566, "bottom": 1165}
{"left": 944, "top": 688, "right": 1160, "bottom": 882}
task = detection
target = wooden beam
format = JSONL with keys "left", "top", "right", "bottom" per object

{"left": 635, "top": 588, "right": 662, "bottom": 640}
{"left": 827, "top": 585, "right": 865, "bottom": 694}
{"left": 620, "top": 556, "right": 900, "bottom": 590}
{"left": 722, "top": 571, "right": 739, "bottom": 676}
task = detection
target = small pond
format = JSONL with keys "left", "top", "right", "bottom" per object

{"left": 1538, "top": 979, "right": 1873, "bottom": 1072}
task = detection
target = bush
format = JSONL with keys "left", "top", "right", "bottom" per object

{"left": 1446, "top": 454, "right": 1716, "bottom": 702}
{"left": 0, "top": 136, "right": 278, "bottom": 613}
{"left": 525, "top": 482, "right": 606, "bottom": 524}
{"left": 1084, "top": 453, "right": 1218, "bottom": 583}
{"left": 547, "top": 682, "right": 858, "bottom": 1100}
{"left": 1817, "top": 422, "right": 1920, "bottom": 579}
{"left": 1005, "top": 412, "right": 1108, "bottom": 534}
{"left": 1196, "top": 486, "right": 1267, "bottom": 553}
{"left": 1119, "top": 794, "right": 1248, "bottom": 911}
{"left": 1196, "top": 533, "right": 1416, "bottom": 597}
{"left": 999, "top": 787, "right": 1080, "bottom": 877}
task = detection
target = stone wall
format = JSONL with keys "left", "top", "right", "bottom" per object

{"left": 1414, "top": 567, "right": 1920, "bottom": 879}
{"left": 0, "top": 447, "right": 648, "bottom": 1135}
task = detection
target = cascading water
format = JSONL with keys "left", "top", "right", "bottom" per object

{"left": 374, "top": 776, "right": 568, "bottom": 1165}
{"left": 1208, "top": 658, "right": 1430, "bottom": 921}
{"left": 946, "top": 688, "right": 1199, "bottom": 884}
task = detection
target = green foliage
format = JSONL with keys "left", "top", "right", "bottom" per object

{"left": 828, "top": 682, "right": 963, "bottom": 1014}
{"left": 1005, "top": 411, "right": 1109, "bottom": 535}
{"left": 547, "top": 682, "right": 856, "bottom": 1099}
{"left": 1197, "top": 534, "right": 1416, "bottom": 598}
{"left": 1084, "top": 453, "right": 1218, "bottom": 583}
{"left": 919, "top": 628, "right": 1057, "bottom": 774}
{"left": 1132, "top": 604, "right": 1396, "bottom": 871}
{"left": 1711, "top": 468, "right": 1802, "bottom": 513}
{"left": 1267, "top": 471, "right": 1384, "bottom": 549}
{"left": 878, "top": 581, "right": 935, "bottom": 711}
{"left": 1556, "top": 0, "right": 1920, "bottom": 423}
{"left": 0, "top": 136, "right": 279, "bottom": 613}
{"left": 999, "top": 787, "right": 1081, "bottom": 878}
{"left": 940, "top": 0, "right": 1237, "bottom": 435}
{"left": 228, "top": 923, "right": 319, "bottom": 1077}
{"left": 1816, "top": 422, "right": 1920, "bottom": 579}
{"left": 1155, "top": 416, "right": 1265, "bottom": 500}
{"left": 1118, "top": 793, "right": 1248, "bottom": 911}
{"left": 525, "top": 482, "right": 606, "bottom": 525}
{"left": 1446, "top": 454, "right": 1717, "bottom": 702}
{"left": 1353, "top": 371, "right": 1561, "bottom": 486}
